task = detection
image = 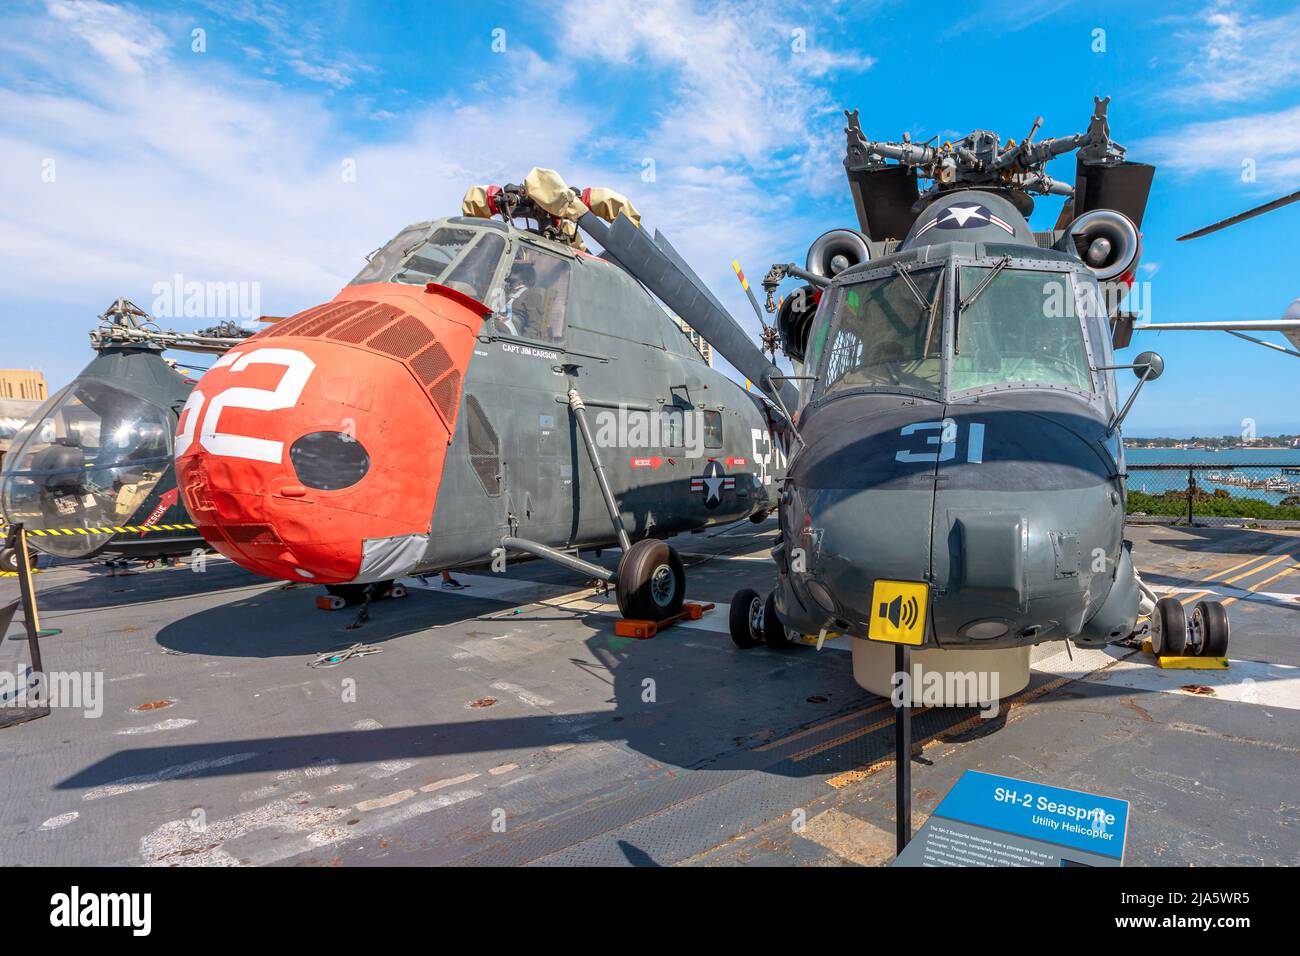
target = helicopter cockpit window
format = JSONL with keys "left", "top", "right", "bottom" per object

{"left": 391, "top": 228, "right": 479, "bottom": 285}
{"left": 950, "top": 266, "right": 1093, "bottom": 393}
{"left": 348, "top": 225, "right": 508, "bottom": 304}
{"left": 821, "top": 268, "right": 944, "bottom": 396}
{"left": 442, "top": 233, "right": 506, "bottom": 300}
{"left": 0, "top": 381, "right": 173, "bottom": 558}
{"left": 492, "top": 247, "right": 570, "bottom": 343}
{"left": 348, "top": 223, "right": 431, "bottom": 286}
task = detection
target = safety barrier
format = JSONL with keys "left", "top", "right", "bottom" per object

{"left": 1126, "top": 462, "right": 1300, "bottom": 528}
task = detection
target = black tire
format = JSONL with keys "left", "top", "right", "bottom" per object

{"left": 749, "top": 510, "right": 767, "bottom": 524}
{"left": 325, "top": 581, "right": 393, "bottom": 607}
{"left": 1194, "top": 600, "right": 1230, "bottom": 657}
{"left": 1151, "top": 597, "right": 1187, "bottom": 657}
{"left": 616, "top": 539, "right": 685, "bottom": 621}
{"left": 0, "top": 547, "right": 37, "bottom": 574}
{"left": 763, "top": 591, "right": 793, "bottom": 648}
{"left": 729, "top": 588, "right": 763, "bottom": 648}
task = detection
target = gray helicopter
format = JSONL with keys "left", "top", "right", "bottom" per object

{"left": 724, "top": 98, "right": 1227, "bottom": 693}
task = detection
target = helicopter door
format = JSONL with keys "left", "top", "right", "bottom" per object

{"left": 487, "top": 243, "right": 576, "bottom": 546}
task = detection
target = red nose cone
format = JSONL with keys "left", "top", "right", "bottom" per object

{"left": 175, "top": 284, "right": 485, "bottom": 583}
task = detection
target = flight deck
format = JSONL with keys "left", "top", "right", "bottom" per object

{"left": 1, "top": 520, "right": 1295, "bottom": 867}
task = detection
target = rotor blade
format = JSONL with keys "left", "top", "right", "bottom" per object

{"left": 1137, "top": 316, "right": 1300, "bottom": 353}
{"left": 731, "top": 259, "right": 767, "bottom": 325}
{"left": 578, "top": 212, "right": 799, "bottom": 409}
{"left": 1135, "top": 319, "right": 1300, "bottom": 331}
{"left": 1176, "top": 188, "right": 1300, "bottom": 240}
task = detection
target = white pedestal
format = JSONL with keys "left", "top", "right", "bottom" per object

{"left": 851, "top": 639, "right": 1031, "bottom": 702}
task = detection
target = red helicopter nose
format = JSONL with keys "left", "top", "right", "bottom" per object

{"left": 174, "top": 284, "right": 488, "bottom": 583}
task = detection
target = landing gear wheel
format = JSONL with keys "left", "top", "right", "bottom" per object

{"left": 0, "top": 548, "right": 17, "bottom": 573}
{"left": 729, "top": 588, "right": 764, "bottom": 648}
{"left": 763, "top": 591, "right": 793, "bottom": 649}
{"left": 616, "top": 539, "right": 685, "bottom": 621}
{"left": 1150, "top": 597, "right": 1187, "bottom": 657}
{"left": 325, "top": 581, "right": 394, "bottom": 607}
{"left": 1192, "top": 600, "right": 1230, "bottom": 657}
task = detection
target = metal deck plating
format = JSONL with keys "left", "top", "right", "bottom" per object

{"left": 1, "top": 521, "right": 1296, "bottom": 866}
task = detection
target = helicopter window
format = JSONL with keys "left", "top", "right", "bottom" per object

{"left": 392, "top": 228, "right": 479, "bottom": 285}
{"left": 0, "top": 381, "right": 172, "bottom": 558}
{"left": 442, "top": 233, "right": 506, "bottom": 301}
{"left": 348, "top": 223, "right": 431, "bottom": 285}
{"left": 822, "top": 268, "right": 944, "bottom": 395}
{"left": 703, "top": 410, "right": 723, "bottom": 449}
{"left": 492, "top": 246, "right": 570, "bottom": 343}
{"left": 289, "top": 431, "right": 371, "bottom": 491}
{"left": 660, "top": 408, "right": 685, "bottom": 448}
{"left": 950, "top": 267, "right": 1093, "bottom": 393}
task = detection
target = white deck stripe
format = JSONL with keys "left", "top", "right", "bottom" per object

{"left": 1085, "top": 657, "right": 1300, "bottom": 711}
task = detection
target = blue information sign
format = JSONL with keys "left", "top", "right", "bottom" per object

{"left": 894, "top": 770, "right": 1129, "bottom": 867}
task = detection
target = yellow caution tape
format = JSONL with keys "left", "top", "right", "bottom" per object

{"left": 5, "top": 523, "right": 198, "bottom": 537}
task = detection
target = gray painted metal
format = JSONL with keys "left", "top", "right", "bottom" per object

{"left": 578, "top": 212, "right": 799, "bottom": 410}
{"left": 769, "top": 161, "right": 1149, "bottom": 653}
{"left": 407, "top": 218, "right": 788, "bottom": 583}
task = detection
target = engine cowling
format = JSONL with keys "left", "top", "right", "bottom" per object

{"left": 776, "top": 285, "right": 820, "bottom": 363}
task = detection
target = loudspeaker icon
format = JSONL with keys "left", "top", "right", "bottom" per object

{"left": 879, "top": 594, "right": 920, "bottom": 630}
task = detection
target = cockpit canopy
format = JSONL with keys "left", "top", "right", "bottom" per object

{"left": 805, "top": 249, "right": 1113, "bottom": 406}
{"left": 0, "top": 380, "right": 172, "bottom": 557}
{"left": 349, "top": 219, "right": 509, "bottom": 305}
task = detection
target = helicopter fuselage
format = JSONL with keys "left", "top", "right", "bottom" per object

{"left": 173, "top": 217, "right": 786, "bottom": 585}
{"left": 771, "top": 190, "right": 1141, "bottom": 651}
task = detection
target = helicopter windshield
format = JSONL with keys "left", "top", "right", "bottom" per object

{"left": 950, "top": 266, "right": 1094, "bottom": 393}
{"left": 348, "top": 224, "right": 507, "bottom": 303}
{"left": 821, "top": 267, "right": 944, "bottom": 394}
{"left": 0, "top": 381, "right": 173, "bottom": 558}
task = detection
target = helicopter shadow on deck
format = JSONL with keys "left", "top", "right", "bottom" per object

{"left": 67, "top": 583, "right": 878, "bottom": 791}
{"left": 14, "top": 559, "right": 274, "bottom": 614}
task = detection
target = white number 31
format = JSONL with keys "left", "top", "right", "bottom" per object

{"left": 175, "top": 348, "right": 316, "bottom": 464}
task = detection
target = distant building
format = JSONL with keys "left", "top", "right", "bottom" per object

{"left": 665, "top": 311, "right": 713, "bottom": 366}
{"left": 0, "top": 369, "right": 47, "bottom": 402}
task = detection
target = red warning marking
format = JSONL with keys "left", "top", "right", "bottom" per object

{"left": 630, "top": 456, "right": 663, "bottom": 469}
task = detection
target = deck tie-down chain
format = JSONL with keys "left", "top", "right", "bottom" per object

{"left": 308, "top": 643, "right": 384, "bottom": 668}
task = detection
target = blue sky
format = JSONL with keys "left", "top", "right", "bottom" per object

{"left": 1, "top": 0, "right": 1297, "bottom": 437}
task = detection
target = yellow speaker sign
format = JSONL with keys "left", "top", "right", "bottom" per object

{"left": 869, "top": 579, "right": 929, "bottom": 645}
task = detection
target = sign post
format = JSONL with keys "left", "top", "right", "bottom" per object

{"left": 1, "top": 524, "right": 50, "bottom": 727}
{"left": 867, "top": 578, "right": 929, "bottom": 856}
{"left": 895, "top": 642, "right": 911, "bottom": 853}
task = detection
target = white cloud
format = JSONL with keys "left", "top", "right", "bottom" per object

{"left": 1, "top": 0, "right": 871, "bottom": 390}
{"left": 1171, "top": 1, "right": 1300, "bottom": 102}
{"left": 0, "top": 9, "right": 593, "bottom": 322}
{"left": 46, "top": 0, "right": 168, "bottom": 76}
{"left": 557, "top": 0, "right": 868, "bottom": 181}
{"left": 1140, "top": 104, "right": 1300, "bottom": 183}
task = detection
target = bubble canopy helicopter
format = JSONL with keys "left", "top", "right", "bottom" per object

{"left": 0, "top": 300, "right": 251, "bottom": 571}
